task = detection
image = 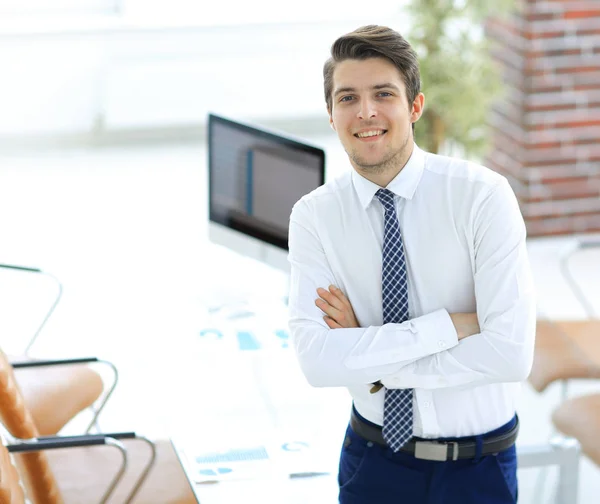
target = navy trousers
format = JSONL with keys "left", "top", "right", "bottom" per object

{"left": 338, "top": 414, "right": 518, "bottom": 504}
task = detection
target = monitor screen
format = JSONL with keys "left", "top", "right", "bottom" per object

{"left": 208, "top": 114, "right": 325, "bottom": 251}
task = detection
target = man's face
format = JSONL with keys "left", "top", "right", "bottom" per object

{"left": 328, "top": 57, "right": 422, "bottom": 174}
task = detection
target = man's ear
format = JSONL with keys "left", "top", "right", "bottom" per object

{"left": 328, "top": 109, "right": 336, "bottom": 131}
{"left": 411, "top": 93, "right": 425, "bottom": 123}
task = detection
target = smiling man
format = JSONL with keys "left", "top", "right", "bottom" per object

{"left": 287, "top": 25, "right": 536, "bottom": 503}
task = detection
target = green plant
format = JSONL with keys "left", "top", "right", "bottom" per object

{"left": 406, "top": 0, "right": 515, "bottom": 157}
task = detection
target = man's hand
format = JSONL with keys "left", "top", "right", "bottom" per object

{"left": 315, "top": 285, "right": 359, "bottom": 329}
{"left": 449, "top": 313, "right": 480, "bottom": 340}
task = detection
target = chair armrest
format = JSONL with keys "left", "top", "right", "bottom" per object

{"left": 8, "top": 433, "right": 124, "bottom": 452}
{"left": 0, "top": 264, "right": 42, "bottom": 273}
{"left": 577, "top": 238, "right": 600, "bottom": 251}
{"left": 561, "top": 239, "right": 600, "bottom": 259}
{"left": 7, "top": 434, "right": 127, "bottom": 504}
{"left": 36, "top": 431, "right": 137, "bottom": 442}
{"left": 11, "top": 357, "right": 100, "bottom": 369}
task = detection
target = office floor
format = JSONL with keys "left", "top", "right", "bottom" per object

{"left": 0, "top": 133, "right": 599, "bottom": 503}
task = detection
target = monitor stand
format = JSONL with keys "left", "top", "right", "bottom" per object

{"left": 200, "top": 243, "right": 290, "bottom": 323}
{"left": 206, "top": 223, "right": 290, "bottom": 319}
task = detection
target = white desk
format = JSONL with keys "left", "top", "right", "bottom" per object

{"left": 170, "top": 437, "right": 340, "bottom": 504}
{"left": 167, "top": 267, "right": 352, "bottom": 503}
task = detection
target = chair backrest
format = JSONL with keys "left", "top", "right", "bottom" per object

{"left": 0, "top": 350, "right": 63, "bottom": 504}
{"left": 0, "top": 441, "right": 25, "bottom": 504}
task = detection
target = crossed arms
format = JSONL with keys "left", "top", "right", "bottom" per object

{"left": 316, "top": 285, "right": 480, "bottom": 341}
{"left": 288, "top": 178, "right": 536, "bottom": 391}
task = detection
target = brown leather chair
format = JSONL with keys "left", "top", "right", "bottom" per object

{"left": 0, "top": 437, "right": 197, "bottom": 504}
{"left": 529, "top": 319, "right": 600, "bottom": 394}
{"left": 527, "top": 239, "right": 600, "bottom": 398}
{"left": 0, "top": 437, "right": 27, "bottom": 504}
{"left": 13, "top": 357, "right": 109, "bottom": 436}
{"left": 0, "top": 347, "right": 196, "bottom": 503}
{"left": 0, "top": 263, "right": 115, "bottom": 435}
{"left": 552, "top": 393, "right": 600, "bottom": 466}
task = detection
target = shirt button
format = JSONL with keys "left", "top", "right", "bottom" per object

{"left": 423, "top": 401, "right": 431, "bottom": 408}
{"left": 437, "top": 341, "right": 446, "bottom": 348}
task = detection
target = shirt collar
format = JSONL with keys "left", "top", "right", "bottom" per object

{"left": 352, "top": 143, "right": 426, "bottom": 210}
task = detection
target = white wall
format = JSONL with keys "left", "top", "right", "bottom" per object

{"left": 0, "top": 16, "right": 411, "bottom": 140}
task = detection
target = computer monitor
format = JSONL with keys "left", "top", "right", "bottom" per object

{"left": 207, "top": 113, "right": 326, "bottom": 275}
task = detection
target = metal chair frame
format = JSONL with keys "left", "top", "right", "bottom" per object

{"left": 0, "top": 263, "right": 120, "bottom": 433}
{"left": 5, "top": 434, "right": 127, "bottom": 504}
{"left": 3, "top": 429, "right": 157, "bottom": 504}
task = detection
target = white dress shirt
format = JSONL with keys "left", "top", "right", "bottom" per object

{"left": 287, "top": 144, "right": 536, "bottom": 439}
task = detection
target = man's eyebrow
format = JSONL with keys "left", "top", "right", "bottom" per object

{"left": 333, "top": 83, "right": 401, "bottom": 96}
{"left": 373, "top": 83, "right": 401, "bottom": 91}
{"left": 333, "top": 86, "right": 356, "bottom": 97}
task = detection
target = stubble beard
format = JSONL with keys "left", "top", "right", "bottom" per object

{"left": 347, "top": 130, "right": 411, "bottom": 175}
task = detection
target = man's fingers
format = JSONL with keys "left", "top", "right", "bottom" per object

{"left": 316, "top": 287, "right": 345, "bottom": 311}
{"left": 315, "top": 297, "right": 342, "bottom": 320}
{"left": 316, "top": 285, "right": 358, "bottom": 328}
{"left": 316, "top": 297, "right": 353, "bottom": 328}
{"left": 324, "top": 316, "right": 342, "bottom": 329}
{"left": 328, "top": 285, "right": 351, "bottom": 307}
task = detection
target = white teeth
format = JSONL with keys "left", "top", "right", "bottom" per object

{"left": 356, "top": 130, "right": 384, "bottom": 138}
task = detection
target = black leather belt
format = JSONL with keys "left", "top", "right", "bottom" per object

{"left": 349, "top": 408, "right": 519, "bottom": 461}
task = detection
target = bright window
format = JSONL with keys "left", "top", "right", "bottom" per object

{"left": 123, "top": 0, "right": 398, "bottom": 24}
{"left": 0, "top": 1, "right": 118, "bottom": 16}
{"left": 0, "top": 0, "right": 402, "bottom": 25}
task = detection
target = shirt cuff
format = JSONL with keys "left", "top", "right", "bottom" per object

{"left": 417, "top": 308, "right": 459, "bottom": 354}
{"left": 380, "top": 309, "right": 458, "bottom": 389}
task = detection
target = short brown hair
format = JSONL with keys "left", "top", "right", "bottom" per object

{"left": 323, "top": 25, "right": 421, "bottom": 113}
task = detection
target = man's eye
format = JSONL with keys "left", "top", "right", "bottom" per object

{"left": 340, "top": 96, "right": 353, "bottom": 102}
{"left": 378, "top": 92, "right": 392, "bottom": 97}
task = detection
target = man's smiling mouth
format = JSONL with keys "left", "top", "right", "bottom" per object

{"left": 354, "top": 130, "right": 387, "bottom": 138}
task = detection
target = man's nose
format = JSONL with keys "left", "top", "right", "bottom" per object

{"left": 357, "top": 98, "right": 377, "bottom": 120}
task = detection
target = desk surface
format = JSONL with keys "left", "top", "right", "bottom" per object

{"left": 171, "top": 437, "right": 339, "bottom": 503}
{"left": 167, "top": 286, "right": 350, "bottom": 503}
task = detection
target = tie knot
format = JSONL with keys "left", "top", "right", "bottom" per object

{"left": 376, "top": 188, "right": 396, "bottom": 212}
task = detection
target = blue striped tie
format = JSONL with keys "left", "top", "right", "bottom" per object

{"left": 376, "top": 188, "right": 413, "bottom": 452}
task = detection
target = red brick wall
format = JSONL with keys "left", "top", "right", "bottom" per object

{"left": 485, "top": 0, "right": 600, "bottom": 236}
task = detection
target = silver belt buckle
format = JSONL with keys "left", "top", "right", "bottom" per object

{"left": 414, "top": 441, "right": 459, "bottom": 461}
